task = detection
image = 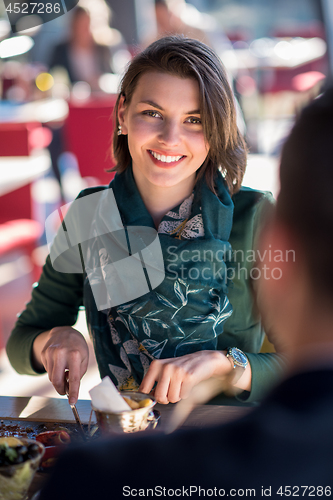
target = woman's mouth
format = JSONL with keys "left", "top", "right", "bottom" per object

{"left": 148, "top": 150, "right": 185, "bottom": 165}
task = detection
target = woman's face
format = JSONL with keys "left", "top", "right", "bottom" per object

{"left": 118, "top": 71, "right": 209, "bottom": 194}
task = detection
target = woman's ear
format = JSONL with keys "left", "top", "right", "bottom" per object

{"left": 118, "top": 95, "right": 128, "bottom": 135}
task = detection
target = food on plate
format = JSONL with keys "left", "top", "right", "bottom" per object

{"left": 35, "top": 430, "right": 71, "bottom": 469}
{"left": 35, "top": 430, "right": 71, "bottom": 447}
{"left": 0, "top": 436, "right": 23, "bottom": 447}
{"left": 39, "top": 445, "right": 63, "bottom": 469}
{"left": 0, "top": 436, "right": 40, "bottom": 466}
{"left": 0, "top": 437, "right": 44, "bottom": 500}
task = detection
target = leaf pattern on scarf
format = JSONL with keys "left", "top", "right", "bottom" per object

{"left": 174, "top": 280, "right": 187, "bottom": 306}
{"left": 183, "top": 294, "right": 232, "bottom": 336}
{"left": 142, "top": 319, "right": 151, "bottom": 337}
{"left": 108, "top": 320, "right": 122, "bottom": 345}
{"left": 155, "top": 293, "right": 178, "bottom": 309}
{"left": 141, "top": 339, "right": 168, "bottom": 359}
{"left": 131, "top": 301, "right": 149, "bottom": 314}
{"left": 120, "top": 346, "right": 132, "bottom": 372}
{"left": 128, "top": 315, "right": 139, "bottom": 336}
{"left": 123, "top": 338, "right": 141, "bottom": 355}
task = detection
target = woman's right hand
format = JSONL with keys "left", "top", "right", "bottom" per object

{"left": 32, "top": 326, "right": 89, "bottom": 404}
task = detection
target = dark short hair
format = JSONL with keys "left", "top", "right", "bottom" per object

{"left": 277, "top": 87, "right": 333, "bottom": 297}
{"left": 111, "top": 35, "right": 247, "bottom": 195}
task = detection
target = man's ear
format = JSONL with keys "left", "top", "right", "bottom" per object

{"left": 117, "top": 95, "right": 128, "bottom": 135}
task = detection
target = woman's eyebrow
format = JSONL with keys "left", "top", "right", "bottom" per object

{"left": 139, "top": 100, "right": 163, "bottom": 110}
{"left": 139, "top": 100, "right": 200, "bottom": 115}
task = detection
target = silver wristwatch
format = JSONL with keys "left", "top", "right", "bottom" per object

{"left": 226, "top": 347, "right": 248, "bottom": 384}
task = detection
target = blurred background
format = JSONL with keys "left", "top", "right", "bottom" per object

{"left": 0, "top": 0, "right": 332, "bottom": 399}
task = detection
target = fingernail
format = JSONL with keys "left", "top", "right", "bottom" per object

{"left": 69, "top": 398, "right": 76, "bottom": 405}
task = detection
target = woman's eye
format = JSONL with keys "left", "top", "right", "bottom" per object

{"left": 186, "top": 117, "right": 202, "bottom": 125}
{"left": 143, "top": 110, "right": 161, "bottom": 118}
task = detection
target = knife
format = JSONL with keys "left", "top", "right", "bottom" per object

{"left": 64, "top": 370, "right": 87, "bottom": 441}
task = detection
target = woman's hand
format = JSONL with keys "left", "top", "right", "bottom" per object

{"left": 32, "top": 326, "right": 89, "bottom": 404}
{"left": 139, "top": 350, "right": 240, "bottom": 404}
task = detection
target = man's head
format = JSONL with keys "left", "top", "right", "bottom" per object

{"left": 258, "top": 88, "right": 333, "bottom": 355}
{"left": 277, "top": 88, "right": 333, "bottom": 299}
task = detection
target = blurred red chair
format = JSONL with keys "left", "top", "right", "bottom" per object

{"left": 0, "top": 219, "right": 43, "bottom": 281}
{"left": 0, "top": 122, "right": 52, "bottom": 224}
{"left": 260, "top": 22, "right": 328, "bottom": 95}
{"left": 0, "top": 122, "right": 51, "bottom": 288}
{"left": 64, "top": 96, "right": 117, "bottom": 186}
{"left": 0, "top": 219, "right": 43, "bottom": 350}
{"left": 0, "top": 122, "right": 52, "bottom": 349}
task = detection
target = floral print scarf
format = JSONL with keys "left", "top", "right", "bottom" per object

{"left": 84, "top": 165, "right": 234, "bottom": 390}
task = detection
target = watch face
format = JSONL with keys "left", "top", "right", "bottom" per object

{"left": 230, "top": 347, "right": 248, "bottom": 368}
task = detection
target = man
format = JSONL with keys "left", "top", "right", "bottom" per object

{"left": 38, "top": 88, "right": 333, "bottom": 499}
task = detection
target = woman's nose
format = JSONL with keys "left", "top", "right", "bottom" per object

{"left": 158, "top": 120, "right": 181, "bottom": 146}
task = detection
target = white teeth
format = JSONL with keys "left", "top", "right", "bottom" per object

{"left": 150, "top": 151, "right": 183, "bottom": 163}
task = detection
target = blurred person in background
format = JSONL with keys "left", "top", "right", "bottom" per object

{"left": 49, "top": 5, "right": 120, "bottom": 91}
{"left": 39, "top": 86, "right": 333, "bottom": 499}
{"left": 144, "top": 0, "right": 211, "bottom": 47}
{"left": 46, "top": 2, "right": 130, "bottom": 200}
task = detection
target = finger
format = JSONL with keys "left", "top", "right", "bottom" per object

{"left": 41, "top": 350, "right": 53, "bottom": 378}
{"left": 49, "top": 355, "right": 67, "bottom": 396}
{"left": 40, "top": 342, "right": 55, "bottom": 374}
{"left": 139, "top": 360, "right": 161, "bottom": 395}
{"left": 153, "top": 370, "right": 172, "bottom": 404}
{"left": 67, "top": 354, "right": 84, "bottom": 405}
{"left": 166, "top": 377, "right": 183, "bottom": 404}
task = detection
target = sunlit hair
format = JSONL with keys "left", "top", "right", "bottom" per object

{"left": 110, "top": 35, "right": 247, "bottom": 195}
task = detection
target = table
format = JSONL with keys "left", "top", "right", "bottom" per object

{"left": 0, "top": 395, "right": 250, "bottom": 428}
{"left": 0, "top": 395, "right": 251, "bottom": 499}
{"left": 0, "top": 150, "right": 51, "bottom": 197}
{"left": 0, "top": 99, "right": 68, "bottom": 125}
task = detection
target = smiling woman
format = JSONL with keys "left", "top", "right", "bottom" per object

{"left": 117, "top": 72, "right": 209, "bottom": 227}
{"left": 7, "top": 35, "right": 284, "bottom": 406}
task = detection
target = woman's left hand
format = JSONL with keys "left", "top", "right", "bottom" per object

{"left": 139, "top": 350, "right": 235, "bottom": 404}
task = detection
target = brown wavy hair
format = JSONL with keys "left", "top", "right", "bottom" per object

{"left": 110, "top": 35, "right": 247, "bottom": 195}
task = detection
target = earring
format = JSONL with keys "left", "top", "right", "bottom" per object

{"left": 117, "top": 125, "right": 122, "bottom": 136}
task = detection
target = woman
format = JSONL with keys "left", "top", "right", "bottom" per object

{"left": 49, "top": 6, "right": 119, "bottom": 90}
{"left": 7, "top": 36, "right": 283, "bottom": 405}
